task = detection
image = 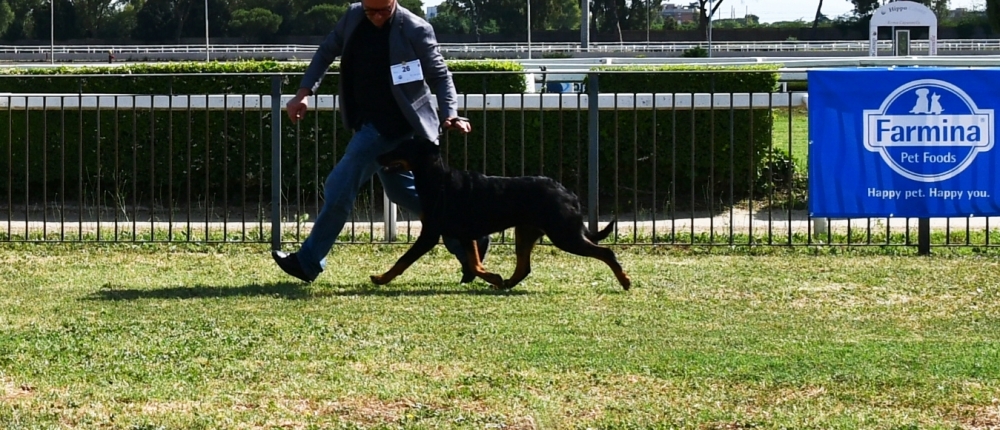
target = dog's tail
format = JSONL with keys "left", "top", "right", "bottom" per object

{"left": 585, "top": 217, "right": 617, "bottom": 243}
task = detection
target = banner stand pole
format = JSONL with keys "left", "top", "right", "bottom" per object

{"left": 918, "top": 218, "right": 931, "bottom": 255}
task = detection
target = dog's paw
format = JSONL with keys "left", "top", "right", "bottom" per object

{"left": 481, "top": 272, "right": 505, "bottom": 289}
{"left": 370, "top": 274, "right": 391, "bottom": 285}
{"left": 500, "top": 279, "right": 520, "bottom": 290}
{"left": 618, "top": 273, "right": 632, "bottom": 290}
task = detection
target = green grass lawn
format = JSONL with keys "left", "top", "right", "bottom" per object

{"left": 772, "top": 107, "right": 809, "bottom": 170}
{"left": 2, "top": 243, "right": 999, "bottom": 429}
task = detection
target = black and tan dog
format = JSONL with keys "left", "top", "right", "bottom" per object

{"left": 371, "top": 137, "right": 631, "bottom": 290}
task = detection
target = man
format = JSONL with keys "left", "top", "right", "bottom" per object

{"left": 272, "top": 0, "right": 490, "bottom": 284}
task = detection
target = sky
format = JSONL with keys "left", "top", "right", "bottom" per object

{"left": 719, "top": 0, "right": 984, "bottom": 23}
{"left": 422, "top": 0, "right": 986, "bottom": 24}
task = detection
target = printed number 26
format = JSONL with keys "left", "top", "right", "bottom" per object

{"left": 402, "top": 66, "right": 410, "bottom": 72}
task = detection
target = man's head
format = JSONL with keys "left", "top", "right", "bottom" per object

{"left": 362, "top": 0, "right": 396, "bottom": 28}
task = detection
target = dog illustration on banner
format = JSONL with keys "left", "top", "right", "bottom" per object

{"left": 909, "top": 88, "right": 944, "bottom": 115}
{"left": 863, "top": 79, "right": 994, "bottom": 182}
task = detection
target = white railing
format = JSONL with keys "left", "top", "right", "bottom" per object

{"left": 0, "top": 92, "right": 807, "bottom": 111}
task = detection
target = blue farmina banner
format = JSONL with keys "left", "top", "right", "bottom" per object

{"left": 808, "top": 67, "right": 1000, "bottom": 218}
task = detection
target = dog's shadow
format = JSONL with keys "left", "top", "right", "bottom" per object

{"left": 84, "top": 282, "right": 534, "bottom": 301}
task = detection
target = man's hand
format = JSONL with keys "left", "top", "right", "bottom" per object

{"left": 286, "top": 89, "right": 312, "bottom": 124}
{"left": 443, "top": 116, "right": 472, "bottom": 133}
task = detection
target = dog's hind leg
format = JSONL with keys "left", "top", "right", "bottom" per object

{"left": 463, "top": 239, "right": 505, "bottom": 288}
{"left": 547, "top": 232, "right": 631, "bottom": 290}
{"left": 502, "top": 225, "right": 544, "bottom": 289}
{"left": 370, "top": 233, "right": 440, "bottom": 285}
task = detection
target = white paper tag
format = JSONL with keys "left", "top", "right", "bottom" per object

{"left": 391, "top": 61, "right": 423, "bottom": 85}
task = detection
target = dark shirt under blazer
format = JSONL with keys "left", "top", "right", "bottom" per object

{"left": 342, "top": 15, "right": 411, "bottom": 139}
{"left": 298, "top": 3, "right": 459, "bottom": 142}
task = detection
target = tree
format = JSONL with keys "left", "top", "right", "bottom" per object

{"left": 989, "top": 0, "right": 1000, "bottom": 32}
{"left": 398, "top": 0, "right": 424, "bottom": 18}
{"left": 441, "top": 0, "right": 579, "bottom": 37}
{"left": 0, "top": 0, "right": 13, "bottom": 37}
{"left": 590, "top": 0, "right": 657, "bottom": 40}
{"left": 134, "top": 0, "right": 194, "bottom": 41}
{"left": 850, "top": 0, "right": 878, "bottom": 17}
{"left": 812, "top": 0, "right": 823, "bottom": 31}
{"left": 180, "top": 0, "right": 229, "bottom": 39}
{"left": 71, "top": 0, "right": 118, "bottom": 38}
{"left": 769, "top": 19, "right": 808, "bottom": 28}
{"left": 590, "top": 0, "right": 623, "bottom": 40}
{"left": 0, "top": 0, "right": 14, "bottom": 36}
{"left": 1, "top": 0, "right": 43, "bottom": 40}
{"left": 429, "top": 5, "right": 471, "bottom": 34}
{"left": 31, "top": 0, "right": 80, "bottom": 40}
{"left": 302, "top": 3, "right": 345, "bottom": 34}
{"left": 688, "top": 0, "right": 723, "bottom": 35}
{"left": 229, "top": 7, "right": 282, "bottom": 39}
{"left": 929, "top": 0, "right": 949, "bottom": 20}
{"left": 542, "top": 0, "right": 580, "bottom": 30}
{"left": 98, "top": 5, "right": 139, "bottom": 39}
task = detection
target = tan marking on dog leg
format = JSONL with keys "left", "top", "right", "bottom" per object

{"left": 594, "top": 251, "right": 631, "bottom": 290}
{"left": 464, "top": 241, "right": 503, "bottom": 288}
{"left": 370, "top": 234, "right": 439, "bottom": 285}
{"left": 370, "top": 262, "right": 414, "bottom": 285}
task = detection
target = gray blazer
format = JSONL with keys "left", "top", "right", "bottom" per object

{"left": 298, "top": 3, "right": 459, "bottom": 142}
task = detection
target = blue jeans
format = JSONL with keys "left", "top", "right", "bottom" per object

{"left": 295, "top": 123, "right": 468, "bottom": 278}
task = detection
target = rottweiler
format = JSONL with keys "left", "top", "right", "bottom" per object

{"left": 371, "top": 136, "right": 631, "bottom": 290}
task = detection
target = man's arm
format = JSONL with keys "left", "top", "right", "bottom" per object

{"left": 411, "top": 21, "right": 458, "bottom": 121}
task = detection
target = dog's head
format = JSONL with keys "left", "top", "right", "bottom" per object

{"left": 377, "top": 137, "right": 442, "bottom": 174}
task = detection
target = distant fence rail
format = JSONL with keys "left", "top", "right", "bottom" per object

{"left": 2, "top": 71, "right": 999, "bottom": 251}
{"left": 0, "top": 93, "right": 807, "bottom": 111}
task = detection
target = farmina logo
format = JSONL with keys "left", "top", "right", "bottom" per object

{"left": 863, "top": 79, "right": 994, "bottom": 182}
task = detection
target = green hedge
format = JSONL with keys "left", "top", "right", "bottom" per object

{"left": 0, "top": 61, "right": 777, "bottom": 216}
{"left": 587, "top": 65, "right": 779, "bottom": 211}
{"left": 0, "top": 60, "right": 525, "bottom": 209}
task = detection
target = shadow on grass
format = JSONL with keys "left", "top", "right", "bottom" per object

{"left": 84, "top": 281, "right": 534, "bottom": 301}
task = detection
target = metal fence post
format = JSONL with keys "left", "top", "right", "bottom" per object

{"left": 918, "top": 218, "right": 930, "bottom": 255}
{"left": 384, "top": 193, "right": 397, "bottom": 242}
{"left": 271, "top": 75, "right": 282, "bottom": 251}
{"left": 587, "top": 72, "right": 600, "bottom": 233}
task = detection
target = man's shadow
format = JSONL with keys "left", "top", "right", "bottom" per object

{"left": 84, "top": 282, "right": 533, "bottom": 301}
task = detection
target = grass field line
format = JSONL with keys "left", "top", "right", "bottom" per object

{"left": 3, "top": 209, "right": 1000, "bottom": 236}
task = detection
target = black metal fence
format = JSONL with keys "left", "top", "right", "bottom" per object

{"left": 2, "top": 71, "right": 998, "bottom": 250}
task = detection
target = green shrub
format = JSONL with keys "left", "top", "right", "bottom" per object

{"left": 681, "top": 46, "right": 709, "bottom": 58}
{"left": 785, "top": 80, "right": 807, "bottom": 91}
{"left": 0, "top": 61, "right": 779, "bottom": 217}
{"left": 584, "top": 64, "right": 779, "bottom": 212}
{"left": 0, "top": 60, "right": 525, "bottom": 209}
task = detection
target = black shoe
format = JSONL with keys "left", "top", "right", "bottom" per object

{"left": 459, "top": 235, "right": 491, "bottom": 284}
{"left": 271, "top": 251, "right": 317, "bottom": 283}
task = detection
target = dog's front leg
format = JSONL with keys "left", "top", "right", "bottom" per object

{"left": 463, "top": 239, "right": 505, "bottom": 288}
{"left": 370, "top": 233, "right": 440, "bottom": 285}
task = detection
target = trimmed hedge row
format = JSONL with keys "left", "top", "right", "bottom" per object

{"left": 588, "top": 65, "right": 779, "bottom": 212}
{"left": 0, "top": 60, "right": 526, "bottom": 208}
{"left": 0, "top": 61, "right": 779, "bottom": 215}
